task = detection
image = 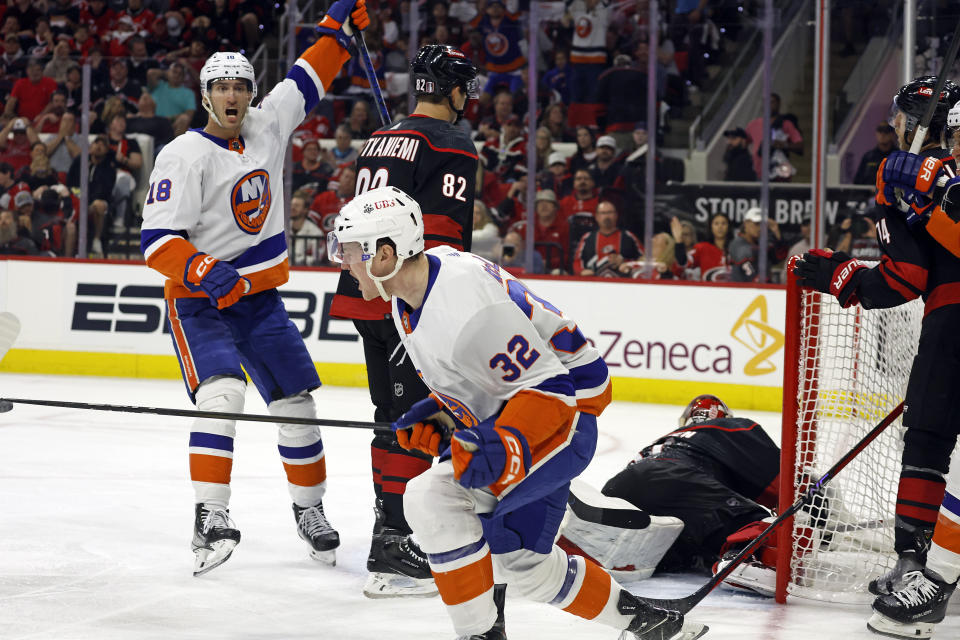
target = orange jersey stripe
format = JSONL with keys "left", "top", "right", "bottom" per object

{"left": 300, "top": 37, "right": 351, "bottom": 90}
{"left": 282, "top": 458, "right": 327, "bottom": 487}
{"left": 933, "top": 511, "right": 960, "bottom": 550}
{"left": 164, "top": 259, "right": 290, "bottom": 299}
{"left": 433, "top": 552, "right": 494, "bottom": 606}
{"left": 190, "top": 453, "right": 233, "bottom": 484}
{"left": 167, "top": 298, "right": 200, "bottom": 390}
{"left": 146, "top": 236, "right": 199, "bottom": 282}
{"left": 926, "top": 206, "right": 960, "bottom": 258}
{"left": 497, "top": 389, "right": 577, "bottom": 465}
{"left": 486, "top": 58, "right": 525, "bottom": 73}
{"left": 562, "top": 558, "right": 612, "bottom": 620}
{"left": 570, "top": 54, "right": 607, "bottom": 65}
{"left": 577, "top": 380, "right": 612, "bottom": 416}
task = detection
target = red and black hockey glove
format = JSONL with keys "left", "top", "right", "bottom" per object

{"left": 184, "top": 252, "right": 251, "bottom": 309}
{"left": 391, "top": 394, "right": 455, "bottom": 457}
{"left": 451, "top": 425, "right": 531, "bottom": 491}
{"left": 316, "top": 0, "right": 370, "bottom": 50}
{"left": 792, "top": 249, "right": 866, "bottom": 308}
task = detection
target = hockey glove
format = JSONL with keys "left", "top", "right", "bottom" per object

{"left": 792, "top": 249, "right": 866, "bottom": 308}
{"left": 316, "top": 0, "right": 370, "bottom": 50}
{"left": 184, "top": 252, "right": 251, "bottom": 309}
{"left": 451, "top": 426, "right": 531, "bottom": 491}
{"left": 876, "top": 151, "right": 944, "bottom": 223}
{"left": 392, "top": 394, "right": 456, "bottom": 457}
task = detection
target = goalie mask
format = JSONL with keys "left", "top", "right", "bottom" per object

{"left": 199, "top": 52, "right": 257, "bottom": 129}
{"left": 679, "top": 394, "right": 732, "bottom": 427}
{"left": 328, "top": 186, "right": 424, "bottom": 301}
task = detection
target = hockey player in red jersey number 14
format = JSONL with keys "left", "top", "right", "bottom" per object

{"left": 139, "top": 0, "right": 370, "bottom": 576}
{"left": 328, "top": 186, "right": 708, "bottom": 640}
{"left": 794, "top": 75, "right": 960, "bottom": 640}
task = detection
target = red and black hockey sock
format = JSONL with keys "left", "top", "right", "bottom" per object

{"left": 371, "top": 431, "right": 432, "bottom": 533}
{"left": 894, "top": 466, "right": 946, "bottom": 555}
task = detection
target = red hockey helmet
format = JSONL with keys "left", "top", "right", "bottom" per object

{"left": 678, "top": 394, "right": 732, "bottom": 427}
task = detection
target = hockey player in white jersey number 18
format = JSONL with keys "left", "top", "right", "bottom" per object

{"left": 327, "top": 185, "right": 708, "bottom": 640}
{"left": 138, "top": 0, "right": 370, "bottom": 576}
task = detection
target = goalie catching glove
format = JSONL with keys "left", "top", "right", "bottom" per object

{"left": 876, "top": 151, "right": 946, "bottom": 225}
{"left": 451, "top": 425, "right": 531, "bottom": 492}
{"left": 316, "top": 0, "right": 370, "bottom": 50}
{"left": 792, "top": 249, "right": 866, "bottom": 308}
{"left": 391, "top": 394, "right": 456, "bottom": 457}
{"left": 184, "top": 253, "right": 250, "bottom": 309}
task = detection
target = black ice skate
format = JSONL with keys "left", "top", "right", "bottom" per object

{"left": 293, "top": 501, "right": 340, "bottom": 565}
{"left": 617, "top": 592, "right": 708, "bottom": 640}
{"left": 867, "top": 569, "right": 957, "bottom": 639}
{"left": 192, "top": 503, "right": 241, "bottom": 576}
{"left": 363, "top": 500, "right": 437, "bottom": 598}
{"left": 869, "top": 526, "right": 933, "bottom": 596}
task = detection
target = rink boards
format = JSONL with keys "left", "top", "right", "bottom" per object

{"left": 0, "top": 257, "right": 787, "bottom": 410}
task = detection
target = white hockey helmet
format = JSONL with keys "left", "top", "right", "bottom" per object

{"left": 946, "top": 101, "right": 960, "bottom": 146}
{"left": 328, "top": 186, "right": 424, "bottom": 301}
{"left": 199, "top": 52, "right": 257, "bottom": 127}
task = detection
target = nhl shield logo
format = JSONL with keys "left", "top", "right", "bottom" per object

{"left": 230, "top": 169, "right": 271, "bottom": 234}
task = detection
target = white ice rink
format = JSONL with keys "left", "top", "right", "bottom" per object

{"left": 1, "top": 373, "right": 958, "bottom": 640}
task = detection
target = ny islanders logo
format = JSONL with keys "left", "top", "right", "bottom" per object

{"left": 231, "top": 169, "right": 271, "bottom": 234}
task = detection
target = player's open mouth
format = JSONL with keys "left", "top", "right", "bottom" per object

{"left": 225, "top": 108, "right": 238, "bottom": 117}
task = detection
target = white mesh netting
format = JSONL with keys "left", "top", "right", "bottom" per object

{"left": 786, "top": 290, "right": 923, "bottom": 603}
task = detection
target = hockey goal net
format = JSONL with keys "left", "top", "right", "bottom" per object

{"left": 776, "top": 264, "right": 923, "bottom": 603}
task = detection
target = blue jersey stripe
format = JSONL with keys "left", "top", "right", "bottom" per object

{"left": 278, "top": 440, "right": 324, "bottom": 460}
{"left": 533, "top": 373, "right": 576, "bottom": 398}
{"left": 944, "top": 490, "right": 960, "bottom": 518}
{"left": 569, "top": 359, "right": 609, "bottom": 390}
{"left": 287, "top": 64, "right": 319, "bottom": 115}
{"left": 549, "top": 555, "right": 579, "bottom": 605}
{"left": 140, "top": 228, "right": 187, "bottom": 254}
{"left": 229, "top": 231, "right": 287, "bottom": 269}
{"left": 189, "top": 431, "right": 235, "bottom": 452}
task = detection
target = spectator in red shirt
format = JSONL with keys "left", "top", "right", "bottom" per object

{"left": 122, "top": 0, "right": 156, "bottom": 36}
{"left": 481, "top": 113, "right": 526, "bottom": 182}
{"left": 0, "top": 117, "right": 38, "bottom": 172}
{"left": 5, "top": 58, "right": 57, "bottom": 121}
{"left": 308, "top": 165, "right": 356, "bottom": 234}
{"left": 79, "top": 0, "right": 118, "bottom": 38}
{"left": 559, "top": 168, "right": 599, "bottom": 220}
{"left": 33, "top": 89, "right": 69, "bottom": 134}
{"left": 509, "top": 189, "right": 570, "bottom": 273}
{"left": 573, "top": 200, "right": 642, "bottom": 276}
{"left": 672, "top": 213, "right": 732, "bottom": 281}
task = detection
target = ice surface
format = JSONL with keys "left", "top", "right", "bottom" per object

{"left": 1, "top": 373, "right": 957, "bottom": 639}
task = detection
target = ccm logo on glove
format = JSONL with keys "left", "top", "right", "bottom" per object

{"left": 500, "top": 431, "right": 524, "bottom": 485}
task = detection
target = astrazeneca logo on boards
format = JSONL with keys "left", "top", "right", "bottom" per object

{"left": 730, "top": 295, "right": 784, "bottom": 376}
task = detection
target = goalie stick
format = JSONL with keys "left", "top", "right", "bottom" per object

{"left": 636, "top": 401, "right": 905, "bottom": 615}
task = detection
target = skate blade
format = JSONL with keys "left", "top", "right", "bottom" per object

{"left": 362, "top": 572, "right": 438, "bottom": 599}
{"left": 867, "top": 612, "right": 934, "bottom": 639}
{"left": 309, "top": 548, "right": 336, "bottom": 566}
{"left": 193, "top": 539, "right": 238, "bottom": 577}
{"left": 677, "top": 623, "right": 709, "bottom": 640}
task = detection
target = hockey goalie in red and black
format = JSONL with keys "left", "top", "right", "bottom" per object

{"left": 599, "top": 395, "right": 781, "bottom": 574}
{"left": 793, "top": 75, "right": 960, "bottom": 598}
{"left": 328, "top": 43, "right": 479, "bottom": 598}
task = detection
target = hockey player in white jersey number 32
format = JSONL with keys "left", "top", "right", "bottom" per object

{"left": 328, "top": 185, "right": 708, "bottom": 640}
{"left": 139, "top": 0, "right": 370, "bottom": 575}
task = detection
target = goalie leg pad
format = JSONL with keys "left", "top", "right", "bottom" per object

{"left": 190, "top": 375, "right": 246, "bottom": 505}
{"left": 270, "top": 391, "right": 328, "bottom": 507}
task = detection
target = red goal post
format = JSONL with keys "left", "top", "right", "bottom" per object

{"left": 776, "top": 258, "right": 923, "bottom": 603}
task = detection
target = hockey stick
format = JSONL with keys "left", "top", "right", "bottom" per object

{"left": 0, "top": 396, "right": 390, "bottom": 431}
{"left": 637, "top": 401, "right": 905, "bottom": 615}
{"left": 351, "top": 21, "right": 390, "bottom": 126}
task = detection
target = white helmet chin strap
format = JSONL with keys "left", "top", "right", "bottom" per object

{"left": 201, "top": 94, "right": 225, "bottom": 128}
{"left": 366, "top": 255, "right": 406, "bottom": 302}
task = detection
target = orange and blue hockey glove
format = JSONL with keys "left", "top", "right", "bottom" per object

{"left": 451, "top": 426, "right": 531, "bottom": 491}
{"left": 391, "top": 394, "right": 455, "bottom": 457}
{"left": 184, "top": 252, "right": 250, "bottom": 309}
{"left": 876, "top": 151, "right": 945, "bottom": 225}
{"left": 316, "top": 0, "right": 370, "bottom": 50}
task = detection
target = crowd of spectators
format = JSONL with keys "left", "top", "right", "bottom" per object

{"left": 0, "top": 0, "right": 274, "bottom": 258}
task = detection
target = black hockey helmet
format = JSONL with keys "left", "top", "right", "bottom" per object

{"left": 678, "top": 394, "right": 733, "bottom": 427}
{"left": 411, "top": 44, "right": 479, "bottom": 100}
{"left": 891, "top": 76, "right": 960, "bottom": 135}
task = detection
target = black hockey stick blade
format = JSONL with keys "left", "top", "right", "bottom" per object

{"left": 909, "top": 18, "right": 960, "bottom": 153}
{"left": 637, "top": 401, "right": 905, "bottom": 615}
{"left": 0, "top": 396, "right": 390, "bottom": 430}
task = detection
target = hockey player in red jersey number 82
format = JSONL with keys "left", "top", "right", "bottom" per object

{"left": 139, "top": 0, "right": 370, "bottom": 576}
{"left": 793, "top": 75, "right": 960, "bottom": 639}
{"left": 329, "top": 44, "right": 481, "bottom": 599}
{"left": 328, "top": 185, "right": 708, "bottom": 640}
